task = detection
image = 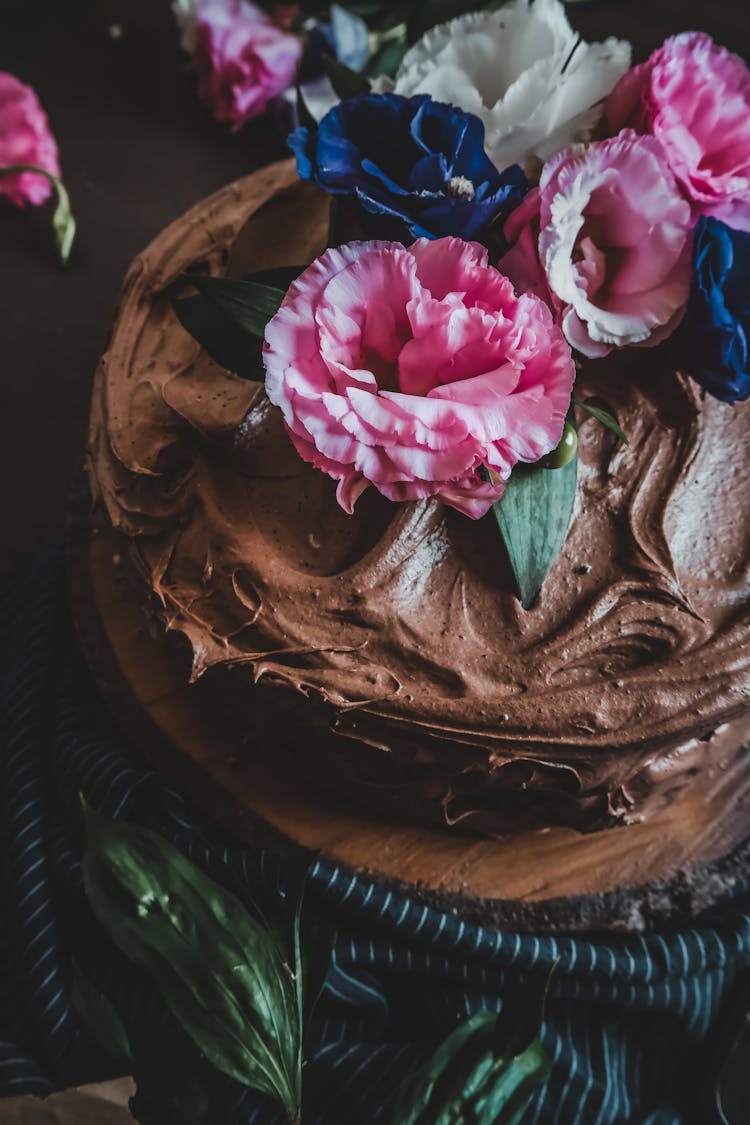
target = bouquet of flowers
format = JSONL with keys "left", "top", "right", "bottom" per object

{"left": 176, "top": 0, "right": 750, "bottom": 606}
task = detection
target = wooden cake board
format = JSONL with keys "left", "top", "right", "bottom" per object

{"left": 67, "top": 503, "right": 750, "bottom": 935}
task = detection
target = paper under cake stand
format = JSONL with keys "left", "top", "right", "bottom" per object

{"left": 68, "top": 161, "right": 750, "bottom": 934}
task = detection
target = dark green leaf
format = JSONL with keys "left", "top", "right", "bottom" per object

{"left": 574, "top": 397, "right": 629, "bottom": 445}
{"left": 81, "top": 805, "right": 302, "bottom": 1121}
{"left": 173, "top": 293, "right": 264, "bottom": 379}
{"left": 322, "top": 52, "right": 371, "bottom": 100}
{"left": 296, "top": 84, "right": 317, "bottom": 133}
{"left": 190, "top": 275, "right": 286, "bottom": 338}
{"left": 71, "top": 959, "right": 132, "bottom": 1063}
{"left": 0, "top": 163, "right": 75, "bottom": 263}
{"left": 129, "top": 1020, "right": 243, "bottom": 1125}
{"left": 174, "top": 270, "right": 303, "bottom": 380}
{"left": 390, "top": 971, "right": 552, "bottom": 1125}
{"left": 367, "top": 39, "right": 409, "bottom": 78}
{"left": 244, "top": 265, "right": 305, "bottom": 291}
{"left": 493, "top": 454, "right": 578, "bottom": 610}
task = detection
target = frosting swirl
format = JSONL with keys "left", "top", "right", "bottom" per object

{"left": 87, "top": 161, "right": 750, "bottom": 835}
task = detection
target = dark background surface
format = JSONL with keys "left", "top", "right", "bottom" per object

{"left": 1, "top": 0, "right": 749, "bottom": 570}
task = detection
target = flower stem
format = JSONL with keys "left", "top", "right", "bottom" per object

{"left": 0, "top": 164, "right": 75, "bottom": 264}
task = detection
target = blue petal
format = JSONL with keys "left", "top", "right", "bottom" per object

{"left": 670, "top": 216, "right": 750, "bottom": 403}
{"left": 330, "top": 3, "right": 371, "bottom": 72}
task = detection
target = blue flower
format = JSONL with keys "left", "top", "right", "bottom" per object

{"left": 671, "top": 216, "right": 750, "bottom": 403}
{"left": 288, "top": 92, "right": 527, "bottom": 243}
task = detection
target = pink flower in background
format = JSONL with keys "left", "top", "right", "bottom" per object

{"left": 500, "top": 130, "right": 693, "bottom": 358}
{"left": 0, "top": 72, "right": 60, "bottom": 207}
{"left": 605, "top": 33, "right": 750, "bottom": 232}
{"left": 263, "top": 238, "right": 575, "bottom": 519}
{"left": 193, "top": 0, "right": 302, "bottom": 129}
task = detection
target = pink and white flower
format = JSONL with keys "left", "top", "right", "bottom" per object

{"left": 605, "top": 32, "right": 750, "bottom": 232}
{"left": 263, "top": 238, "right": 575, "bottom": 518}
{"left": 499, "top": 130, "right": 693, "bottom": 358}
{"left": 0, "top": 72, "right": 60, "bottom": 207}
{"left": 191, "top": 0, "right": 302, "bottom": 128}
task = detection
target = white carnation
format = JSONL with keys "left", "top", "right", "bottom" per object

{"left": 172, "top": 0, "right": 202, "bottom": 54}
{"left": 393, "top": 0, "right": 631, "bottom": 175}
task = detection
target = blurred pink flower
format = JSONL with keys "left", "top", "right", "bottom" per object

{"left": 605, "top": 32, "right": 750, "bottom": 231}
{"left": 194, "top": 0, "right": 302, "bottom": 128}
{"left": 500, "top": 130, "right": 693, "bottom": 358}
{"left": 0, "top": 72, "right": 60, "bottom": 207}
{"left": 263, "top": 238, "right": 575, "bottom": 518}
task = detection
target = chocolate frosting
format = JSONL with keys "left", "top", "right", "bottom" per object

{"left": 86, "top": 160, "right": 750, "bottom": 835}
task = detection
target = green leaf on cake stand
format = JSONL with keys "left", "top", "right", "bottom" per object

{"left": 390, "top": 970, "right": 553, "bottom": 1125}
{"left": 173, "top": 268, "right": 304, "bottom": 381}
{"left": 492, "top": 424, "right": 578, "bottom": 610}
{"left": 81, "top": 802, "right": 335, "bottom": 1124}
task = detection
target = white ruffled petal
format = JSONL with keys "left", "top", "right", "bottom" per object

{"left": 393, "top": 0, "right": 631, "bottom": 175}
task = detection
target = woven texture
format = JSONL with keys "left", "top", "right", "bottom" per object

{"left": 1, "top": 549, "right": 749, "bottom": 1124}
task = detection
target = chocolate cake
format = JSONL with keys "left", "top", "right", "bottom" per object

{"left": 86, "top": 160, "right": 750, "bottom": 839}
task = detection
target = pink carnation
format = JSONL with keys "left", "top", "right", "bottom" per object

{"left": 263, "top": 238, "right": 575, "bottom": 519}
{"left": 605, "top": 32, "right": 750, "bottom": 231}
{"left": 194, "top": 0, "right": 302, "bottom": 129}
{"left": 500, "top": 130, "right": 693, "bottom": 358}
{"left": 0, "top": 72, "right": 60, "bottom": 207}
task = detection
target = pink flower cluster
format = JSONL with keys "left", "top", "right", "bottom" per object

{"left": 0, "top": 72, "right": 60, "bottom": 207}
{"left": 264, "top": 238, "right": 575, "bottom": 519}
{"left": 606, "top": 32, "right": 750, "bottom": 232}
{"left": 500, "top": 31, "right": 750, "bottom": 359}
{"left": 193, "top": 0, "right": 302, "bottom": 129}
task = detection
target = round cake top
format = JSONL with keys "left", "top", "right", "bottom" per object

{"left": 88, "top": 161, "right": 750, "bottom": 826}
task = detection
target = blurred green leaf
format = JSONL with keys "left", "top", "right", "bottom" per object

{"left": 322, "top": 52, "right": 371, "bottom": 99}
{"left": 71, "top": 959, "right": 132, "bottom": 1063}
{"left": 81, "top": 804, "right": 304, "bottom": 1121}
{"left": 391, "top": 971, "right": 553, "bottom": 1125}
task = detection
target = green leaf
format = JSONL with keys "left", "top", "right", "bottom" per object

{"left": 573, "top": 397, "right": 629, "bottom": 445}
{"left": 71, "top": 959, "right": 132, "bottom": 1063}
{"left": 81, "top": 805, "right": 302, "bottom": 1121}
{"left": 173, "top": 293, "right": 264, "bottom": 379}
{"left": 190, "top": 275, "right": 286, "bottom": 338}
{"left": 390, "top": 971, "right": 553, "bottom": 1125}
{"left": 0, "top": 163, "right": 75, "bottom": 263}
{"left": 296, "top": 84, "right": 318, "bottom": 133}
{"left": 174, "top": 269, "right": 303, "bottom": 380}
{"left": 492, "top": 453, "right": 578, "bottom": 610}
{"left": 322, "top": 52, "right": 371, "bottom": 100}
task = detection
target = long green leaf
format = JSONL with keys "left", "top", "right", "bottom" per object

{"left": 322, "top": 52, "right": 371, "bottom": 100}
{"left": 173, "top": 293, "right": 264, "bottom": 379}
{"left": 81, "top": 805, "right": 301, "bottom": 1121}
{"left": 573, "top": 397, "right": 629, "bottom": 445}
{"left": 71, "top": 959, "right": 132, "bottom": 1063}
{"left": 492, "top": 455, "right": 578, "bottom": 610}
{"left": 174, "top": 269, "right": 304, "bottom": 380}
{"left": 390, "top": 971, "right": 552, "bottom": 1125}
{"left": 190, "top": 275, "right": 286, "bottom": 337}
